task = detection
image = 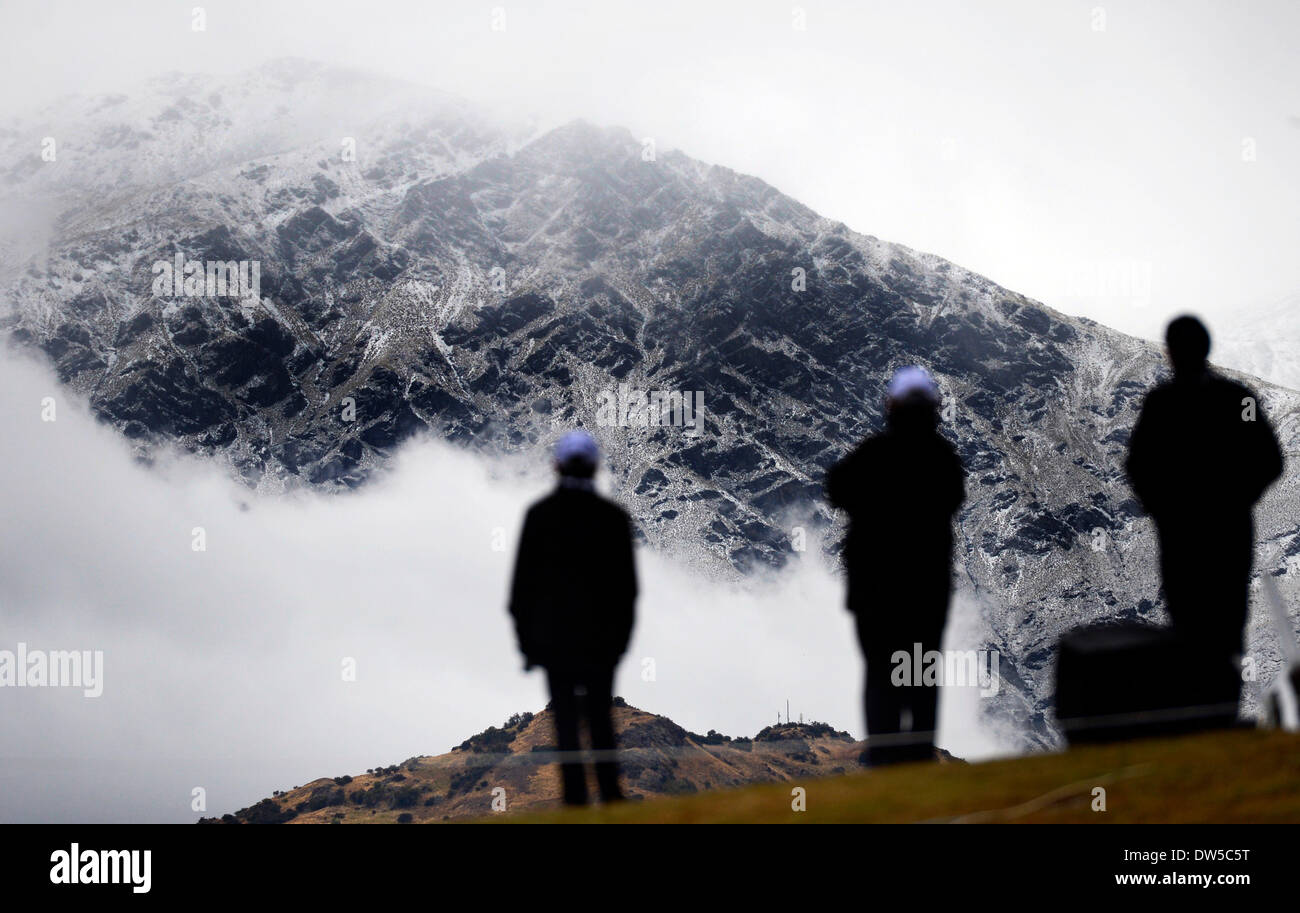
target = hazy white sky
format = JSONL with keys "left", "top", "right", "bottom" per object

{"left": 2, "top": 0, "right": 1297, "bottom": 342}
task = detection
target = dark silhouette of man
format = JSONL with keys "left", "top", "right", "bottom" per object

{"left": 508, "top": 429, "right": 637, "bottom": 805}
{"left": 1126, "top": 315, "right": 1284, "bottom": 713}
{"left": 826, "top": 366, "right": 965, "bottom": 765}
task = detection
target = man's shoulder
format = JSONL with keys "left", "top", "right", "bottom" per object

{"left": 828, "top": 435, "right": 880, "bottom": 480}
{"left": 531, "top": 488, "right": 630, "bottom": 521}
{"left": 596, "top": 493, "right": 633, "bottom": 524}
{"left": 892, "top": 429, "right": 957, "bottom": 455}
{"left": 1143, "top": 380, "right": 1176, "bottom": 403}
{"left": 932, "top": 429, "right": 960, "bottom": 455}
{"left": 527, "top": 491, "right": 556, "bottom": 510}
{"left": 1140, "top": 374, "right": 1261, "bottom": 422}
{"left": 1140, "top": 379, "right": 1196, "bottom": 411}
{"left": 1208, "top": 373, "right": 1256, "bottom": 400}
{"left": 940, "top": 435, "right": 964, "bottom": 473}
{"left": 1186, "top": 374, "right": 1259, "bottom": 413}
{"left": 525, "top": 490, "right": 565, "bottom": 519}
{"left": 583, "top": 492, "right": 634, "bottom": 536}
{"left": 846, "top": 433, "right": 888, "bottom": 461}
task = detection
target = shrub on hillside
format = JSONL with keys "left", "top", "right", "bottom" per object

{"left": 237, "top": 798, "right": 297, "bottom": 824}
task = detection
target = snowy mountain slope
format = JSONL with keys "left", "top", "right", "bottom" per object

{"left": 0, "top": 58, "right": 531, "bottom": 282}
{"left": 3, "top": 61, "right": 1298, "bottom": 750}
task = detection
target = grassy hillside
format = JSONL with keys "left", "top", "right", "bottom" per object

{"left": 208, "top": 700, "right": 1297, "bottom": 825}
{"left": 498, "top": 728, "right": 1300, "bottom": 824}
{"left": 208, "top": 701, "right": 951, "bottom": 824}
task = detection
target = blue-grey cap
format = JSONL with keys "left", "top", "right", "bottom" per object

{"left": 887, "top": 365, "right": 940, "bottom": 404}
{"left": 554, "top": 429, "right": 599, "bottom": 468}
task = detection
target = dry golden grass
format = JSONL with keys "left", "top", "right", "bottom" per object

{"left": 491, "top": 728, "right": 1300, "bottom": 824}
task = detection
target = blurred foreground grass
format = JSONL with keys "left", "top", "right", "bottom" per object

{"left": 495, "top": 729, "right": 1300, "bottom": 824}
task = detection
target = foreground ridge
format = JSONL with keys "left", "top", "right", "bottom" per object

{"left": 202, "top": 700, "right": 958, "bottom": 823}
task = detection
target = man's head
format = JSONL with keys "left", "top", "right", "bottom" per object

{"left": 554, "top": 428, "right": 599, "bottom": 479}
{"left": 885, "top": 365, "right": 941, "bottom": 431}
{"left": 1165, "top": 315, "right": 1211, "bottom": 380}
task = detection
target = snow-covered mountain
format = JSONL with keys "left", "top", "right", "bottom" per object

{"left": 3, "top": 60, "right": 1298, "bottom": 749}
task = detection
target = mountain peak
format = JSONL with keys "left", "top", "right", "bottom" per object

{"left": 517, "top": 118, "right": 641, "bottom": 164}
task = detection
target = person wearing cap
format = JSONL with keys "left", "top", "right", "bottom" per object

{"left": 508, "top": 429, "right": 638, "bottom": 805}
{"left": 1126, "top": 315, "right": 1283, "bottom": 714}
{"left": 826, "top": 366, "right": 965, "bottom": 766}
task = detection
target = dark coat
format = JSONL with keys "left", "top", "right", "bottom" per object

{"left": 1126, "top": 371, "right": 1284, "bottom": 649}
{"left": 826, "top": 419, "right": 965, "bottom": 629}
{"left": 508, "top": 486, "right": 638, "bottom": 671}
{"left": 1126, "top": 372, "right": 1283, "bottom": 522}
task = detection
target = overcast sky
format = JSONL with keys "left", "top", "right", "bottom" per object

{"left": 2, "top": 0, "right": 1298, "bottom": 342}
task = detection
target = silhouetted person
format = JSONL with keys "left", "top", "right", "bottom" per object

{"left": 826, "top": 366, "right": 965, "bottom": 765}
{"left": 1126, "top": 315, "right": 1283, "bottom": 713}
{"left": 508, "top": 429, "right": 637, "bottom": 805}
